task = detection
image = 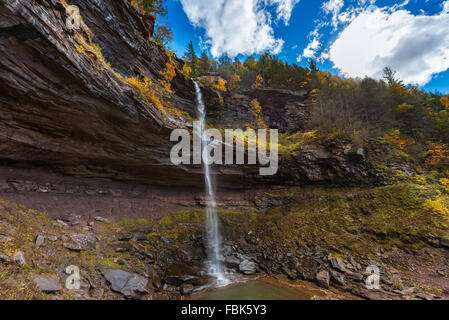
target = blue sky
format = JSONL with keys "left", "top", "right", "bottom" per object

{"left": 163, "top": 0, "right": 449, "bottom": 93}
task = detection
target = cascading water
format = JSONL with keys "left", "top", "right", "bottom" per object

{"left": 193, "top": 81, "right": 228, "bottom": 284}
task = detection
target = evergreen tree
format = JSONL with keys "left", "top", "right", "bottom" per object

{"left": 183, "top": 41, "right": 198, "bottom": 77}
{"left": 198, "top": 52, "right": 211, "bottom": 75}
{"left": 309, "top": 59, "right": 318, "bottom": 73}
{"left": 383, "top": 67, "right": 404, "bottom": 86}
{"left": 218, "top": 54, "right": 233, "bottom": 79}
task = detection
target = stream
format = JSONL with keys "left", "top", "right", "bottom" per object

{"left": 191, "top": 276, "right": 355, "bottom": 300}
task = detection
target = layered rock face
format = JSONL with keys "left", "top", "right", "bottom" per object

{"left": 0, "top": 0, "right": 201, "bottom": 186}
{"left": 0, "top": 0, "right": 377, "bottom": 189}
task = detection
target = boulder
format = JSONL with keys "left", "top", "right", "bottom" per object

{"left": 352, "top": 273, "right": 364, "bottom": 282}
{"left": 180, "top": 283, "right": 194, "bottom": 295}
{"left": 35, "top": 277, "right": 61, "bottom": 293}
{"left": 164, "top": 264, "right": 201, "bottom": 286}
{"left": 225, "top": 255, "right": 241, "bottom": 269}
{"left": 100, "top": 267, "right": 148, "bottom": 298}
{"left": 330, "top": 270, "right": 345, "bottom": 286}
{"left": 330, "top": 257, "right": 347, "bottom": 273}
{"left": 239, "top": 260, "right": 257, "bottom": 275}
{"left": 13, "top": 251, "right": 26, "bottom": 266}
{"left": 64, "top": 233, "right": 96, "bottom": 251}
{"left": 36, "top": 235, "right": 45, "bottom": 248}
{"left": 316, "top": 271, "right": 330, "bottom": 288}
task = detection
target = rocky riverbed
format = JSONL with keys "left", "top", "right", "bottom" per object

{"left": 1, "top": 177, "right": 449, "bottom": 300}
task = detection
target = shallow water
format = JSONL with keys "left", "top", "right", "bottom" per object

{"left": 192, "top": 276, "right": 350, "bottom": 300}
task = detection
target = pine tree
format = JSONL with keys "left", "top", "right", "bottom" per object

{"left": 183, "top": 41, "right": 198, "bottom": 77}
{"left": 198, "top": 52, "right": 211, "bottom": 76}
{"left": 383, "top": 67, "right": 404, "bottom": 86}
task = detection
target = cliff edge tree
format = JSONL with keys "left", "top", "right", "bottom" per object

{"left": 131, "top": 0, "right": 167, "bottom": 17}
{"left": 131, "top": 0, "right": 172, "bottom": 45}
{"left": 184, "top": 41, "right": 198, "bottom": 77}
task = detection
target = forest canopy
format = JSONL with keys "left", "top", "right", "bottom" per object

{"left": 181, "top": 42, "right": 449, "bottom": 170}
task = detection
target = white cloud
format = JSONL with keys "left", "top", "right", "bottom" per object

{"left": 322, "top": 0, "right": 345, "bottom": 29}
{"left": 443, "top": 1, "right": 449, "bottom": 14}
{"left": 297, "top": 37, "right": 321, "bottom": 62}
{"left": 268, "top": 0, "right": 300, "bottom": 24}
{"left": 295, "top": 0, "right": 370, "bottom": 63}
{"left": 180, "top": 0, "right": 299, "bottom": 57}
{"left": 329, "top": 8, "right": 449, "bottom": 85}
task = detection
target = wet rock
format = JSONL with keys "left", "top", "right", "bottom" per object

{"left": 225, "top": 255, "right": 241, "bottom": 269}
{"left": 165, "top": 264, "right": 201, "bottom": 286}
{"left": 239, "top": 260, "right": 257, "bottom": 275}
{"left": 180, "top": 283, "right": 194, "bottom": 295}
{"left": 13, "top": 251, "right": 26, "bottom": 266}
{"left": 316, "top": 271, "right": 330, "bottom": 288}
{"left": 282, "top": 267, "right": 297, "bottom": 280}
{"left": 35, "top": 277, "right": 61, "bottom": 293}
{"left": 100, "top": 267, "right": 148, "bottom": 299}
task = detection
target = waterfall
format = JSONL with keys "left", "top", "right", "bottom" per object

{"left": 193, "top": 80, "right": 227, "bottom": 284}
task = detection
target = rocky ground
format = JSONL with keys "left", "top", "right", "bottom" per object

{"left": 1, "top": 179, "right": 449, "bottom": 300}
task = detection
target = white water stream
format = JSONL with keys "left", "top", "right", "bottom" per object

{"left": 193, "top": 81, "right": 228, "bottom": 284}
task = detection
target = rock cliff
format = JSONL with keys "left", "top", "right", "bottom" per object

{"left": 0, "top": 0, "right": 377, "bottom": 188}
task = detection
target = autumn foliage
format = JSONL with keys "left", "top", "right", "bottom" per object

{"left": 247, "top": 99, "right": 267, "bottom": 129}
{"left": 131, "top": 0, "right": 167, "bottom": 17}
{"left": 252, "top": 75, "right": 263, "bottom": 89}
{"left": 228, "top": 74, "right": 241, "bottom": 91}
{"left": 426, "top": 143, "right": 449, "bottom": 166}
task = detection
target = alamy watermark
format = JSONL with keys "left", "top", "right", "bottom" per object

{"left": 66, "top": 5, "right": 82, "bottom": 30}
{"left": 366, "top": 265, "right": 380, "bottom": 290}
{"left": 65, "top": 265, "right": 81, "bottom": 290}
{"left": 170, "top": 122, "right": 279, "bottom": 176}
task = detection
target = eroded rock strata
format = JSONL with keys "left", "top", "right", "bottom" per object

{"left": 0, "top": 0, "right": 448, "bottom": 301}
{"left": 0, "top": 0, "right": 376, "bottom": 188}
